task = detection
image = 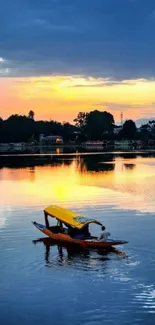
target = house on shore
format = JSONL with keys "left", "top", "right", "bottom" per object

{"left": 114, "top": 140, "right": 135, "bottom": 150}
{"left": 39, "top": 134, "right": 63, "bottom": 145}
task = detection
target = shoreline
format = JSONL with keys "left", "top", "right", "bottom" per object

{"left": 1, "top": 149, "right": 155, "bottom": 157}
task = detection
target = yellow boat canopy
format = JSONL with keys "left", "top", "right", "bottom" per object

{"left": 44, "top": 205, "right": 102, "bottom": 230}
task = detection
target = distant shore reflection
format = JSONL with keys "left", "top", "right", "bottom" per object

{"left": 0, "top": 152, "right": 155, "bottom": 213}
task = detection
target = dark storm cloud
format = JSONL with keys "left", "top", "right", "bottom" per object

{"left": 0, "top": 0, "right": 155, "bottom": 79}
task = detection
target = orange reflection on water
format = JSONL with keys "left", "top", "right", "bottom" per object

{"left": 0, "top": 156, "right": 155, "bottom": 213}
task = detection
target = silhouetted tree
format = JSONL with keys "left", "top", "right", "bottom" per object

{"left": 0, "top": 115, "right": 67, "bottom": 143}
{"left": 85, "top": 110, "right": 114, "bottom": 140}
{"left": 1, "top": 110, "right": 151, "bottom": 144}
{"left": 28, "top": 110, "right": 35, "bottom": 120}
{"left": 74, "top": 112, "right": 88, "bottom": 129}
{"left": 34, "top": 120, "right": 62, "bottom": 138}
{"left": 0, "top": 117, "right": 3, "bottom": 128}
{"left": 136, "top": 129, "right": 150, "bottom": 141}
{"left": 0, "top": 115, "right": 34, "bottom": 143}
{"left": 74, "top": 110, "right": 114, "bottom": 140}
{"left": 121, "top": 120, "right": 137, "bottom": 140}
{"left": 62, "top": 122, "right": 78, "bottom": 142}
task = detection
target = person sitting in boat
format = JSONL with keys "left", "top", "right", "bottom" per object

{"left": 99, "top": 226, "right": 110, "bottom": 241}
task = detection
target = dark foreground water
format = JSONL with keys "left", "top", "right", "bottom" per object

{"left": 0, "top": 152, "right": 155, "bottom": 325}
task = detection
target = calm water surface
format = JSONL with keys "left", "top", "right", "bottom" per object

{"left": 0, "top": 152, "right": 155, "bottom": 325}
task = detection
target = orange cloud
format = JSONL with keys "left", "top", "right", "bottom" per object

{"left": 0, "top": 76, "right": 155, "bottom": 122}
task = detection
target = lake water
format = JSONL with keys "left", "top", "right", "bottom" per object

{"left": 0, "top": 152, "right": 155, "bottom": 325}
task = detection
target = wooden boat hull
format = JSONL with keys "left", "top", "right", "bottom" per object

{"left": 33, "top": 222, "right": 128, "bottom": 249}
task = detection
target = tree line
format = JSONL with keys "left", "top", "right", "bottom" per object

{"left": 0, "top": 110, "right": 154, "bottom": 143}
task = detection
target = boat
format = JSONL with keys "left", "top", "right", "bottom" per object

{"left": 32, "top": 206, "right": 128, "bottom": 249}
{"left": 32, "top": 238, "right": 127, "bottom": 266}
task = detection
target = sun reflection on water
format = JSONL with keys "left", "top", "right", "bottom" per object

{"left": 0, "top": 155, "right": 155, "bottom": 214}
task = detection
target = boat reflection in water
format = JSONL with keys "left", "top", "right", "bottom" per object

{"left": 33, "top": 237, "right": 127, "bottom": 269}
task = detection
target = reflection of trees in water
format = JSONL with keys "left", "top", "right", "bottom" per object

{"left": 0, "top": 155, "right": 73, "bottom": 169}
{"left": 1, "top": 152, "right": 155, "bottom": 171}
{"left": 29, "top": 166, "right": 35, "bottom": 182}
{"left": 0, "top": 154, "right": 115, "bottom": 174}
{"left": 0, "top": 155, "right": 74, "bottom": 183}
{"left": 3, "top": 151, "right": 154, "bottom": 178}
{"left": 120, "top": 153, "right": 137, "bottom": 160}
{"left": 123, "top": 164, "right": 136, "bottom": 170}
{"left": 120, "top": 152, "right": 155, "bottom": 160}
{"left": 77, "top": 155, "right": 115, "bottom": 173}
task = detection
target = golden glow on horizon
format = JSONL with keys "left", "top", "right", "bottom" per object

{"left": 0, "top": 75, "right": 155, "bottom": 121}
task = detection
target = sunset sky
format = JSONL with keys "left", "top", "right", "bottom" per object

{"left": 0, "top": 0, "right": 155, "bottom": 123}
